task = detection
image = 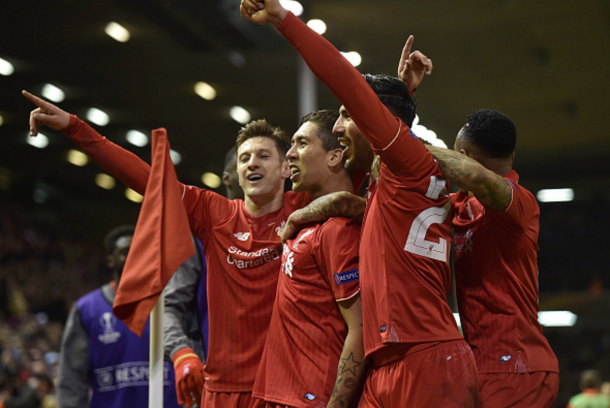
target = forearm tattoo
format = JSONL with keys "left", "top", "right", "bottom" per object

{"left": 328, "top": 352, "right": 366, "bottom": 408}
{"left": 296, "top": 192, "right": 366, "bottom": 225}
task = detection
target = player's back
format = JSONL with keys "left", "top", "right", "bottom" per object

{"left": 360, "top": 134, "right": 463, "bottom": 360}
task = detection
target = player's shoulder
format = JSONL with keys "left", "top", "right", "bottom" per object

{"left": 283, "top": 191, "right": 311, "bottom": 210}
{"left": 318, "top": 217, "right": 360, "bottom": 242}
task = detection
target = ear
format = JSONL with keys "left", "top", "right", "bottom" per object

{"left": 106, "top": 254, "right": 114, "bottom": 269}
{"left": 280, "top": 159, "right": 291, "bottom": 179}
{"left": 327, "top": 148, "right": 345, "bottom": 171}
{"left": 222, "top": 171, "right": 231, "bottom": 187}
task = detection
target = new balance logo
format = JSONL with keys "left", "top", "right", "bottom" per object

{"left": 499, "top": 355, "right": 512, "bottom": 362}
{"left": 234, "top": 232, "right": 250, "bottom": 241}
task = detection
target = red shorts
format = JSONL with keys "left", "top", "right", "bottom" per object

{"left": 262, "top": 403, "right": 298, "bottom": 408}
{"left": 200, "top": 389, "right": 265, "bottom": 408}
{"left": 358, "top": 339, "right": 479, "bottom": 408}
{"left": 478, "top": 372, "right": 559, "bottom": 408}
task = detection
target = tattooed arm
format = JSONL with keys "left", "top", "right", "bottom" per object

{"left": 281, "top": 191, "right": 366, "bottom": 243}
{"left": 427, "top": 145, "right": 512, "bottom": 211}
{"left": 328, "top": 295, "right": 366, "bottom": 408}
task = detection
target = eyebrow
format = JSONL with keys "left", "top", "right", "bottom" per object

{"left": 291, "top": 134, "right": 309, "bottom": 144}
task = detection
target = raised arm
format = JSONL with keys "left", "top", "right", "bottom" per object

{"left": 427, "top": 145, "right": 512, "bottom": 211}
{"left": 328, "top": 294, "right": 366, "bottom": 408}
{"left": 241, "top": 0, "right": 400, "bottom": 151}
{"left": 23, "top": 90, "right": 152, "bottom": 195}
{"left": 397, "top": 35, "right": 433, "bottom": 95}
{"left": 280, "top": 191, "right": 366, "bottom": 243}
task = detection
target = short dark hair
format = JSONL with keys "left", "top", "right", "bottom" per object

{"left": 298, "top": 109, "right": 341, "bottom": 152}
{"left": 235, "top": 119, "right": 290, "bottom": 158}
{"left": 461, "top": 109, "right": 517, "bottom": 158}
{"left": 363, "top": 74, "right": 417, "bottom": 127}
{"left": 103, "top": 225, "right": 135, "bottom": 254}
{"left": 580, "top": 369, "right": 602, "bottom": 390}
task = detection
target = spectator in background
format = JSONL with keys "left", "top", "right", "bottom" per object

{"left": 57, "top": 225, "right": 184, "bottom": 408}
{"left": 567, "top": 370, "right": 610, "bottom": 408}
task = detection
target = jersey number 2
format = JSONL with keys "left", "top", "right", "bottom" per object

{"left": 403, "top": 176, "right": 450, "bottom": 262}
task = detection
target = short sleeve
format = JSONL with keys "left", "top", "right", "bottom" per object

{"left": 313, "top": 218, "right": 360, "bottom": 301}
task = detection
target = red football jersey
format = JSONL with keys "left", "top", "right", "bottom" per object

{"left": 183, "top": 188, "right": 310, "bottom": 392}
{"left": 63, "top": 117, "right": 311, "bottom": 391}
{"left": 253, "top": 217, "right": 360, "bottom": 407}
{"left": 277, "top": 12, "right": 463, "bottom": 358}
{"left": 452, "top": 171, "right": 559, "bottom": 374}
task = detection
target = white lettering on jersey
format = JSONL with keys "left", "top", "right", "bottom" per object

{"left": 404, "top": 201, "right": 451, "bottom": 262}
{"left": 426, "top": 176, "right": 448, "bottom": 200}
{"left": 226, "top": 245, "right": 281, "bottom": 269}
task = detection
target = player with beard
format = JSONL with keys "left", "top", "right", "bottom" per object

{"left": 241, "top": 3, "right": 479, "bottom": 407}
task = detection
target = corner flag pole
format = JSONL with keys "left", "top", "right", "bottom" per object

{"left": 149, "top": 292, "right": 164, "bottom": 408}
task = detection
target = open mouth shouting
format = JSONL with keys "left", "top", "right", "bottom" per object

{"left": 246, "top": 173, "right": 264, "bottom": 184}
{"left": 289, "top": 164, "right": 301, "bottom": 182}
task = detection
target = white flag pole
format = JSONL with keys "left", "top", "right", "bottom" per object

{"left": 149, "top": 291, "right": 164, "bottom": 408}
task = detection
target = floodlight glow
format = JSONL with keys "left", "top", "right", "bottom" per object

{"left": 194, "top": 82, "right": 217, "bottom": 101}
{"left": 67, "top": 150, "right": 88, "bottom": 166}
{"left": 95, "top": 173, "right": 116, "bottom": 190}
{"left": 170, "top": 149, "right": 182, "bottom": 165}
{"left": 0, "top": 57, "right": 14, "bottom": 76}
{"left": 0, "top": 114, "right": 4, "bottom": 127}
{"left": 279, "top": 0, "right": 303, "bottom": 16}
{"left": 536, "top": 188, "right": 574, "bottom": 203}
{"left": 126, "top": 130, "right": 149, "bottom": 147}
{"left": 41, "top": 83, "right": 65, "bottom": 103}
{"left": 202, "top": 172, "right": 222, "bottom": 189}
{"left": 341, "top": 51, "right": 362, "bottom": 67}
{"left": 125, "top": 188, "right": 143, "bottom": 203}
{"left": 230, "top": 106, "right": 251, "bottom": 124}
{"left": 86, "top": 108, "right": 109, "bottom": 126}
{"left": 307, "top": 19, "right": 327, "bottom": 35}
{"left": 411, "top": 122, "right": 447, "bottom": 148}
{"left": 538, "top": 311, "right": 577, "bottom": 327}
{"left": 27, "top": 133, "right": 49, "bottom": 149}
{"left": 105, "top": 22, "right": 130, "bottom": 43}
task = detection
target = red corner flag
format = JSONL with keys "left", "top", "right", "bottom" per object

{"left": 113, "top": 128, "right": 195, "bottom": 336}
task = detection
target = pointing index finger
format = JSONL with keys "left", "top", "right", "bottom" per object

{"left": 398, "top": 35, "right": 415, "bottom": 74}
{"left": 22, "top": 90, "right": 52, "bottom": 111}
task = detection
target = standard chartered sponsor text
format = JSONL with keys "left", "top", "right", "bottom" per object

{"left": 227, "top": 245, "right": 281, "bottom": 268}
